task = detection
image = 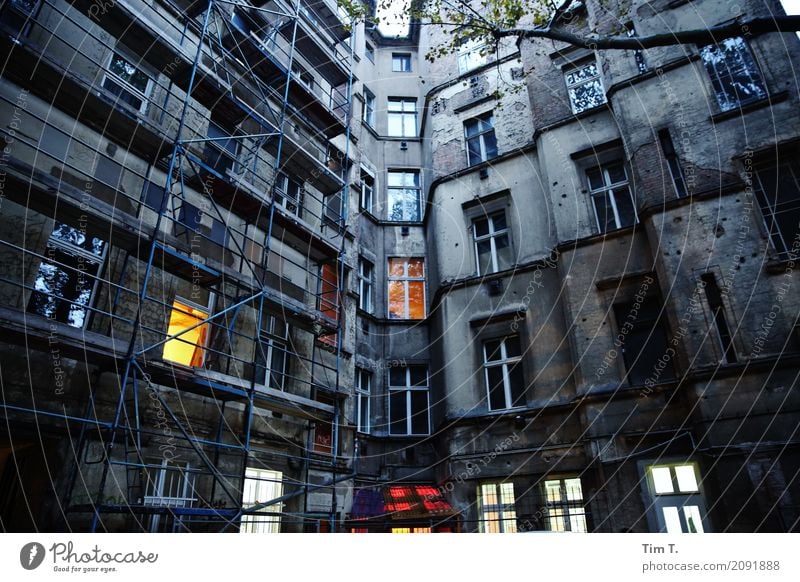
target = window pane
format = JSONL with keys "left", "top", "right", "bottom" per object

{"left": 483, "top": 131, "right": 498, "bottom": 159}
{"left": 486, "top": 366, "right": 506, "bottom": 410}
{"left": 587, "top": 167, "right": 605, "bottom": 190}
{"left": 410, "top": 390, "right": 429, "bottom": 434}
{"left": 388, "top": 280, "right": 406, "bottom": 319}
{"left": 484, "top": 339, "right": 503, "bottom": 362}
{"left": 28, "top": 249, "right": 100, "bottom": 328}
{"left": 491, "top": 213, "right": 507, "bottom": 231}
{"left": 474, "top": 217, "right": 490, "bottom": 237}
{"left": 407, "top": 281, "right": 425, "bottom": 319}
{"left": 612, "top": 186, "right": 637, "bottom": 228}
{"left": 508, "top": 363, "right": 525, "bottom": 407}
{"left": 406, "top": 258, "right": 424, "bottom": 278}
{"left": 389, "top": 391, "right": 407, "bottom": 434}
{"left": 504, "top": 335, "right": 521, "bottom": 358}
{"left": 467, "top": 138, "right": 483, "bottom": 166}
{"left": 109, "top": 54, "right": 149, "bottom": 93}
{"left": 569, "top": 511, "right": 588, "bottom": 533}
{"left": 674, "top": 465, "right": 699, "bottom": 492}
{"left": 409, "top": 367, "right": 427, "bottom": 386}
{"left": 593, "top": 193, "right": 616, "bottom": 232}
{"left": 662, "top": 506, "right": 682, "bottom": 533}
{"left": 607, "top": 164, "right": 627, "bottom": 184}
{"left": 651, "top": 467, "right": 674, "bottom": 494}
{"left": 563, "top": 478, "right": 583, "bottom": 501}
{"left": 568, "top": 79, "right": 605, "bottom": 114}
{"left": 388, "top": 257, "right": 406, "bottom": 277}
{"left": 499, "top": 482, "right": 515, "bottom": 504}
{"left": 544, "top": 480, "right": 562, "bottom": 503}
{"left": 389, "top": 367, "right": 406, "bottom": 387}
{"left": 494, "top": 236, "right": 513, "bottom": 271}
{"left": 476, "top": 239, "right": 493, "bottom": 274}
{"left": 683, "top": 505, "right": 704, "bottom": 533}
{"left": 163, "top": 301, "right": 209, "bottom": 367}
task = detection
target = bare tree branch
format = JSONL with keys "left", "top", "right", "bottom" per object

{"left": 497, "top": 15, "right": 800, "bottom": 50}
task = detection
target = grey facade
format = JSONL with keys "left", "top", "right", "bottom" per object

{"left": 1, "top": 0, "right": 799, "bottom": 533}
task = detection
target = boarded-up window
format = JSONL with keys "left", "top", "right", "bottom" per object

{"left": 162, "top": 299, "right": 209, "bottom": 367}
{"left": 387, "top": 257, "right": 425, "bottom": 320}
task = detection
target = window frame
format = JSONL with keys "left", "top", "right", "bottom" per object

{"left": 240, "top": 468, "right": 283, "bottom": 533}
{"left": 387, "top": 97, "right": 417, "bottom": 138}
{"left": 464, "top": 112, "right": 498, "bottom": 166}
{"left": 387, "top": 365, "right": 430, "bottom": 436}
{"left": 542, "top": 476, "right": 588, "bottom": 532}
{"left": 386, "top": 169, "right": 421, "bottom": 222}
{"left": 564, "top": 59, "right": 607, "bottom": 115}
{"left": 643, "top": 461, "right": 709, "bottom": 533}
{"left": 357, "top": 256, "right": 374, "bottom": 313}
{"left": 360, "top": 166, "right": 375, "bottom": 213}
{"left": 356, "top": 367, "right": 371, "bottom": 434}
{"left": 457, "top": 39, "right": 489, "bottom": 74}
{"left": 274, "top": 172, "right": 304, "bottom": 217}
{"left": 392, "top": 53, "right": 412, "bottom": 72}
{"left": 100, "top": 49, "right": 154, "bottom": 114}
{"left": 387, "top": 256, "right": 426, "bottom": 320}
{"left": 255, "top": 315, "right": 290, "bottom": 391}
{"left": 362, "top": 88, "right": 376, "bottom": 128}
{"left": 482, "top": 335, "right": 525, "bottom": 411}
{"left": 699, "top": 36, "right": 768, "bottom": 113}
{"left": 586, "top": 162, "right": 638, "bottom": 233}
{"left": 472, "top": 210, "right": 511, "bottom": 275}
{"left": 162, "top": 293, "right": 215, "bottom": 368}
{"left": 476, "top": 482, "right": 517, "bottom": 533}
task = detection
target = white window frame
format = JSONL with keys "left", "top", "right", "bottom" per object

{"left": 256, "top": 315, "right": 289, "bottom": 391}
{"left": 464, "top": 113, "right": 497, "bottom": 166}
{"left": 100, "top": 50, "right": 154, "bottom": 114}
{"left": 477, "top": 482, "right": 517, "bottom": 533}
{"left": 274, "top": 172, "right": 303, "bottom": 216}
{"left": 360, "top": 166, "right": 375, "bottom": 212}
{"left": 362, "top": 88, "right": 376, "bottom": 128}
{"left": 388, "top": 366, "right": 430, "bottom": 436}
{"left": 458, "top": 39, "right": 488, "bottom": 74}
{"left": 240, "top": 468, "right": 283, "bottom": 533}
{"left": 386, "top": 170, "right": 421, "bottom": 222}
{"left": 472, "top": 211, "right": 510, "bottom": 274}
{"left": 357, "top": 256, "right": 374, "bottom": 313}
{"left": 387, "top": 256, "right": 426, "bottom": 320}
{"left": 387, "top": 98, "right": 417, "bottom": 137}
{"left": 483, "top": 335, "right": 524, "bottom": 411}
{"left": 586, "top": 162, "right": 638, "bottom": 233}
{"left": 356, "top": 368, "right": 371, "bottom": 434}
{"left": 564, "top": 59, "right": 607, "bottom": 115}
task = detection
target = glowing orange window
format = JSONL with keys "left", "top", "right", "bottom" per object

{"left": 387, "top": 257, "right": 425, "bottom": 320}
{"left": 318, "top": 263, "right": 341, "bottom": 348}
{"left": 163, "top": 299, "right": 209, "bottom": 367}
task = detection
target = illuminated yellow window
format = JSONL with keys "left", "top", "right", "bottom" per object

{"left": 162, "top": 299, "right": 209, "bottom": 367}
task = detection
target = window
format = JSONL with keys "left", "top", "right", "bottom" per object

{"left": 163, "top": 298, "right": 211, "bottom": 367}
{"left": 318, "top": 262, "right": 341, "bottom": 347}
{"left": 658, "top": 129, "right": 688, "bottom": 198}
{"left": 387, "top": 98, "right": 417, "bottom": 137}
{"left": 700, "top": 37, "right": 767, "bottom": 113}
{"left": 626, "top": 23, "right": 648, "bottom": 74}
{"left": 752, "top": 154, "right": 800, "bottom": 258}
{"left": 700, "top": 274, "right": 737, "bottom": 364}
{"left": 543, "top": 478, "right": 588, "bottom": 532}
{"left": 142, "top": 459, "right": 197, "bottom": 532}
{"left": 274, "top": 172, "right": 303, "bottom": 216}
{"left": 387, "top": 257, "right": 425, "bottom": 320}
{"left": 565, "top": 60, "right": 606, "bottom": 114}
{"left": 472, "top": 211, "right": 511, "bottom": 275}
{"left": 240, "top": 468, "right": 283, "bottom": 533}
{"left": 362, "top": 89, "right": 376, "bottom": 128}
{"left": 357, "top": 257, "right": 374, "bottom": 313}
{"left": 387, "top": 170, "right": 421, "bottom": 221}
{"left": 356, "top": 368, "right": 371, "bottom": 434}
{"left": 101, "top": 51, "right": 152, "bottom": 113}
{"left": 392, "top": 53, "right": 411, "bottom": 72}
{"left": 613, "top": 295, "right": 674, "bottom": 386}
{"left": 464, "top": 113, "right": 497, "bottom": 166}
{"left": 586, "top": 162, "right": 637, "bottom": 232}
{"left": 204, "top": 122, "right": 238, "bottom": 176}
{"left": 360, "top": 167, "right": 374, "bottom": 212}
{"left": 141, "top": 179, "right": 165, "bottom": 211}
{"left": 324, "top": 190, "right": 343, "bottom": 227}
{"left": 483, "top": 335, "right": 525, "bottom": 410}
{"left": 313, "top": 392, "right": 335, "bottom": 454}
{"left": 255, "top": 315, "right": 289, "bottom": 390}
{"left": 645, "top": 463, "right": 707, "bottom": 533}
{"left": 388, "top": 366, "right": 430, "bottom": 435}
{"left": 365, "top": 42, "right": 375, "bottom": 63}
{"left": 27, "top": 223, "right": 107, "bottom": 329}
{"left": 292, "top": 63, "right": 314, "bottom": 91}
{"left": 0, "top": 0, "right": 39, "bottom": 38}
{"left": 175, "top": 201, "right": 203, "bottom": 238}
{"left": 458, "top": 39, "right": 488, "bottom": 74}
{"left": 477, "top": 482, "right": 517, "bottom": 533}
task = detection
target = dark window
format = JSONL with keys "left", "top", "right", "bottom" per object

{"left": 255, "top": 315, "right": 289, "bottom": 390}
{"left": 658, "top": 129, "right": 688, "bottom": 198}
{"left": 700, "top": 37, "right": 767, "bottom": 112}
{"left": 586, "top": 162, "right": 637, "bottom": 232}
{"left": 27, "top": 223, "right": 107, "bottom": 328}
{"left": 700, "top": 274, "right": 737, "bottom": 364}
{"left": 752, "top": 154, "right": 800, "bottom": 258}
{"left": 204, "top": 122, "right": 237, "bottom": 176}
{"left": 141, "top": 179, "right": 165, "bottom": 211}
{"left": 388, "top": 366, "right": 429, "bottom": 435}
{"left": 102, "top": 52, "right": 152, "bottom": 113}
{"left": 613, "top": 296, "right": 674, "bottom": 386}
{"left": 177, "top": 202, "right": 203, "bottom": 232}
{"left": 465, "top": 113, "right": 497, "bottom": 166}
{"left": 483, "top": 335, "right": 525, "bottom": 410}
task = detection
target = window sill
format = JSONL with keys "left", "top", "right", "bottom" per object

{"left": 710, "top": 91, "right": 789, "bottom": 124}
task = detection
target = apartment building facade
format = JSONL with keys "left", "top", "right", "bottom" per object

{"left": 1, "top": 0, "right": 799, "bottom": 532}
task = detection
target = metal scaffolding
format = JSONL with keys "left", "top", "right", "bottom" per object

{"left": 0, "top": 0, "right": 355, "bottom": 532}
